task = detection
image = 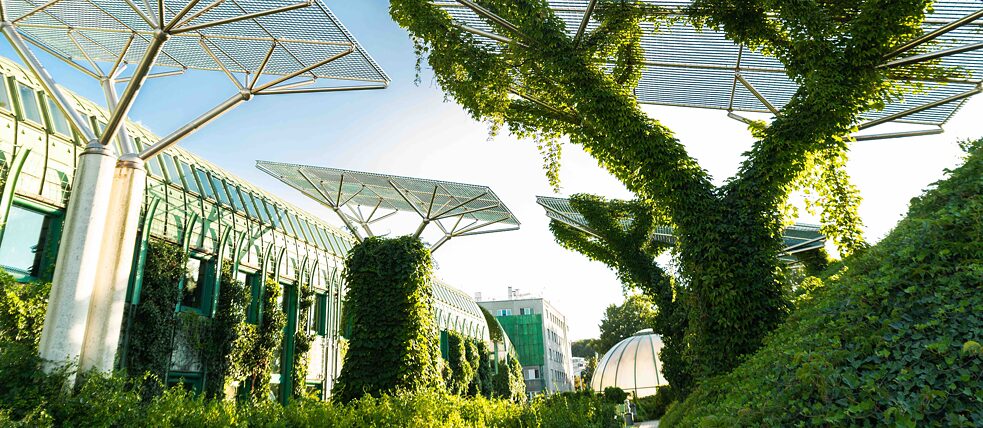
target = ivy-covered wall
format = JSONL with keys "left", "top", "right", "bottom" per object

{"left": 332, "top": 236, "right": 444, "bottom": 403}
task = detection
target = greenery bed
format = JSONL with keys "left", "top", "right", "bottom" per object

{"left": 662, "top": 140, "right": 983, "bottom": 427}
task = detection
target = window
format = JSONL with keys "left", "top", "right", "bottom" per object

{"left": 16, "top": 83, "right": 43, "bottom": 124}
{"left": 177, "top": 161, "right": 200, "bottom": 194}
{"left": 497, "top": 308, "right": 512, "bottom": 316}
{"left": 45, "top": 97, "right": 72, "bottom": 136}
{"left": 210, "top": 174, "right": 231, "bottom": 206}
{"left": 180, "top": 257, "right": 213, "bottom": 313}
{"left": 241, "top": 271, "right": 261, "bottom": 324}
{"left": 520, "top": 307, "right": 533, "bottom": 315}
{"left": 526, "top": 368, "right": 540, "bottom": 380}
{"left": 313, "top": 293, "right": 327, "bottom": 335}
{"left": 0, "top": 78, "right": 13, "bottom": 112}
{"left": 194, "top": 168, "right": 215, "bottom": 199}
{"left": 160, "top": 153, "right": 180, "bottom": 184}
{"left": 238, "top": 188, "right": 258, "bottom": 218}
{"left": 0, "top": 205, "right": 53, "bottom": 278}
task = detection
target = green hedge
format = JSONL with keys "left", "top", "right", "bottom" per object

{"left": 0, "top": 273, "right": 48, "bottom": 347}
{"left": 662, "top": 140, "right": 983, "bottom": 427}
{"left": 332, "top": 236, "right": 443, "bottom": 403}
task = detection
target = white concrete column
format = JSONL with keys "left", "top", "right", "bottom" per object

{"left": 38, "top": 142, "right": 116, "bottom": 373}
{"left": 80, "top": 155, "right": 147, "bottom": 373}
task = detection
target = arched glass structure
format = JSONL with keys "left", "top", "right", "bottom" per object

{"left": 591, "top": 329, "right": 666, "bottom": 398}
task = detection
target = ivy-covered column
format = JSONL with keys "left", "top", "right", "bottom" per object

{"left": 332, "top": 236, "right": 443, "bottom": 403}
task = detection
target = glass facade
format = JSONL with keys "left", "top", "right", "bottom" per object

{"left": 0, "top": 205, "right": 50, "bottom": 278}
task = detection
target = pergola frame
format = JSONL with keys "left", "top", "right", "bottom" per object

{"left": 439, "top": 0, "right": 983, "bottom": 141}
{"left": 258, "top": 162, "right": 521, "bottom": 253}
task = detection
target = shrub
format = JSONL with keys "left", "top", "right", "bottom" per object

{"left": 634, "top": 386, "right": 674, "bottom": 421}
{"left": 0, "top": 273, "right": 50, "bottom": 347}
{"left": 662, "top": 139, "right": 983, "bottom": 427}
{"left": 203, "top": 261, "right": 249, "bottom": 400}
{"left": 602, "top": 386, "right": 627, "bottom": 403}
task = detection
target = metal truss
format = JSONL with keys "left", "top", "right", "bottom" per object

{"left": 257, "top": 161, "right": 521, "bottom": 253}
{"left": 0, "top": 0, "right": 390, "bottom": 160}
{"left": 434, "top": 0, "right": 983, "bottom": 140}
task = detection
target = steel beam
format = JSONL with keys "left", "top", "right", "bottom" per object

{"left": 881, "top": 41, "right": 983, "bottom": 69}
{"left": 736, "top": 72, "right": 779, "bottom": 115}
{"left": 454, "top": 0, "right": 528, "bottom": 40}
{"left": 138, "top": 91, "right": 250, "bottom": 159}
{"left": 99, "top": 30, "right": 168, "bottom": 146}
{"left": 885, "top": 8, "right": 983, "bottom": 59}
{"left": 852, "top": 127, "right": 944, "bottom": 141}
{"left": 857, "top": 85, "right": 981, "bottom": 130}
{"left": 574, "top": 0, "right": 597, "bottom": 45}
{"left": 172, "top": 1, "right": 311, "bottom": 34}
{"left": 1, "top": 22, "right": 96, "bottom": 141}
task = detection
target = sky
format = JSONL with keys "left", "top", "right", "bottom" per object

{"left": 2, "top": 0, "right": 980, "bottom": 340}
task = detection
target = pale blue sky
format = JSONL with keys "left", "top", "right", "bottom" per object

{"left": 3, "top": 1, "right": 979, "bottom": 340}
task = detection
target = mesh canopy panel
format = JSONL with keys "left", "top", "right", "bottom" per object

{"left": 5, "top": 0, "right": 389, "bottom": 83}
{"left": 257, "top": 161, "right": 520, "bottom": 226}
{"left": 537, "top": 196, "right": 825, "bottom": 255}
{"left": 435, "top": 0, "right": 982, "bottom": 126}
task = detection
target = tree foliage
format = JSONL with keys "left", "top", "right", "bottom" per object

{"left": 0, "top": 273, "right": 49, "bottom": 348}
{"left": 663, "top": 140, "right": 983, "bottom": 426}
{"left": 389, "top": 0, "right": 946, "bottom": 393}
{"left": 332, "top": 236, "right": 443, "bottom": 403}
{"left": 570, "top": 339, "right": 599, "bottom": 359}
{"left": 492, "top": 352, "right": 526, "bottom": 402}
{"left": 596, "top": 294, "right": 658, "bottom": 355}
{"left": 292, "top": 277, "right": 316, "bottom": 399}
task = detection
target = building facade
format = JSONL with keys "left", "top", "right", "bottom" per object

{"left": 0, "top": 56, "right": 487, "bottom": 401}
{"left": 477, "top": 293, "right": 574, "bottom": 397}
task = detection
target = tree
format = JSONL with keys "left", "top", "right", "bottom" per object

{"left": 596, "top": 294, "right": 658, "bottom": 355}
{"left": 389, "top": 0, "right": 942, "bottom": 394}
{"left": 571, "top": 339, "right": 599, "bottom": 359}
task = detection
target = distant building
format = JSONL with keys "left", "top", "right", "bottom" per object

{"left": 478, "top": 288, "right": 574, "bottom": 397}
{"left": 572, "top": 357, "right": 587, "bottom": 377}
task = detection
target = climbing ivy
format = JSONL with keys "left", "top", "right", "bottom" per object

{"left": 548, "top": 195, "right": 691, "bottom": 392}
{"left": 332, "top": 236, "right": 443, "bottom": 403}
{"left": 235, "top": 277, "right": 285, "bottom": 402}
{"left": 389, "top": 0, "right": 950, "bottom": 392}
{"left": 126, "top": 240, "right": 185, "bottom": 398}
{"left": 0, "top": 272, "right": 49, "bottom": 348}
{"left": 202, "top": 261, "right": 249, "bottom": 400}
{"left": 291, "top": 278, "right": 315, "bottom": 398}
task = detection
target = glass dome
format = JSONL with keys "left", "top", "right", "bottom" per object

{"left": 591, "top": 328, "right": 666, "bottom": 398}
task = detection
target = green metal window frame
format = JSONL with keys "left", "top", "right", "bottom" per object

{"left": 179, "top": 254, "right": 216, "bottom": 316}
{"left": 177, "top": 160, "right": 201, "bottom": 195}
{"left": 42, "top": 96, "right": 71, "bottom": 137}
{"left": 14, "top": 81, "right": 43, "bottom": 126}
{"left": 314, "top": 292, "right": 327, "bottom": 335}
{"left": 0, "top": 200, "right": 62, "bottom": 282}
{"left": 245, "top": 271, "right": 262, "bottom": 324}
{"left": 166, "top": 371, "right": 204, "bottom": 394}
{"left": 194, "top": 167, "right": 215, "bottom": 199}
{"left": 160, "top": 153, "right": 180, "bottom": 184}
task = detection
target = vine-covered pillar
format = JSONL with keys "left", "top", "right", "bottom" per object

{"left": 331, "top": 236, "right": 443, "bottom": 403}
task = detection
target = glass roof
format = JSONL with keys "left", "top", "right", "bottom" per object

{"left": 537, "top": 196, "right": 825, "bottom": 256}
{"left": 4, "top": 0, "right": 389, "bottom": 83}
{"left": 257, "top": 161, "right": 521, "bottom": 226}
{"left": 435, "top": 0, "right": 982, "bottom": 127}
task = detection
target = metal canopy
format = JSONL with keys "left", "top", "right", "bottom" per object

{"left": 0, "top": 0, "right": 390, "bottom": 161}
{"left": 537, "top": 196, "right": 825, "bottom": 260}
{"left": 257, "top": 161, "right": 521, "bottom": 252}
{"left": 436, "top": 0, "right": 983, "bottom": 140}
{"left": 3, "top": 0, "right": 388, "bottom": 83}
